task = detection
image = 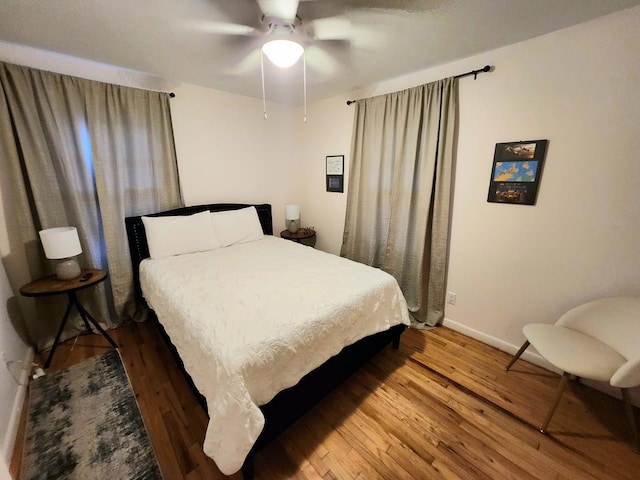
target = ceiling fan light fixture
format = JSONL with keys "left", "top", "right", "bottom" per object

{"left": 262, "top": 39, "right": 304, "bottom": 68}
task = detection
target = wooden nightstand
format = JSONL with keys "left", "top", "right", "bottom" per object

{"left": 20, "top": 268, "right": 118, "bottom": 368}
{"left": 280, "top": 228, "right": 317, "bottom": 247}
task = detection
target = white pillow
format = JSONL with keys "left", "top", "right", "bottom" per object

{"left": 210, "top": 207, "right": 264, "bottom": 247}
{"left": 142, "top": 211, "right": 220, "bottom": 259}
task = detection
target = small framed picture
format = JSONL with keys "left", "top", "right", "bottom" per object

{"left": 326, "top": 175, "right": 344, "bottom": 193}
{"left": 326, "top": 155, "right": 344, "bottom": 175}
{"left": 326, "top": 155, "right": 344, "bottom": 193}
{"left": 487, "top": 139, "right": 549, "bottom": 205}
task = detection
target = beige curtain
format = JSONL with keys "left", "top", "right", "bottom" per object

{"left": 341, "top": 77, "right": 457, "bottom": 327}
{"left": 0, "top": 62, "right": 182, "bottom": 350}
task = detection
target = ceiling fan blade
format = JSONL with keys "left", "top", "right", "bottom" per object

{"left": 306, "top": 13, "right": 386, "bottom": 49}
{"left": 296, "top": 0, "right": 344, "bottom": 21}
{"left": 304, "top": 44, "right": 339, "bottom": 77}
{"left": 222, "top": 49, "right": 262, "bottom": 76}
{"left": 181, "top": 19, "right": 258, "bottom": 36}
{"left": 308, "top": 16, "right": 351, "bottom": 40}
{"left": 257, "top": 0, "right": 300, "bottom": 21}
{"left": 349, "top": 21, "right": 388, "bottom": 49}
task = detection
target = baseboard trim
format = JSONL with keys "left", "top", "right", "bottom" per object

{"left": 2, "top": 346, "right": 33, "bottom": 467}
{"left": 441, "top": 317, "right": 559, "bottom": 372}
{"left": 441, "top": 317, "right": 640, "bottom": 406}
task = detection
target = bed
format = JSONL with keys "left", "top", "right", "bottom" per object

{"left": 125, "top": 203, "right": 410, "bottom": 478}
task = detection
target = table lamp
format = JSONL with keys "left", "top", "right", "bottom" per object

{"left": 39, "top": 226, "right": 82, "bottom": 280}
{"left": 285, "top": 204, "right": 300, "bottom": 233}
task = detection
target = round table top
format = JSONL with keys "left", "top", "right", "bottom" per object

{"left": 20, "top": 268, "right": 107, "bottom": 297}
{"left": 280, "top": 228, "right": 316, "bottom": 240}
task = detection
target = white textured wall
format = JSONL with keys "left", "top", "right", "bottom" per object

{"left": 297, "top": 5, "right": 640, "bottom": 356}
{"left": 169, "top": 83, "right": 298, "bottom": 235}
{"left": 0, "top": 260, "right": 30, "bottom": 467}
{"left": 1, "top": 458, "right": 10, "bottom": 480}
{"left": 292, "top": 93, "right": 354, "bottom": 254}
{"left": 0, "top": 45, "right": 36, "bottom": 467}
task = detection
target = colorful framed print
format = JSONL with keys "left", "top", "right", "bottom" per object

{"left": 487, "top": 140, "right": 548, "bottom": 205}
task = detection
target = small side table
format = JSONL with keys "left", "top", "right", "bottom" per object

{"left": 280, "top": 228, "right": 317, "bottom": 247}
{"left": 20, "top": 268, "right": 118, "bottom": 368}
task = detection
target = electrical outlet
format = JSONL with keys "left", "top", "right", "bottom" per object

{"left": 446, "top": 291, "right": 457, "bottom": 305}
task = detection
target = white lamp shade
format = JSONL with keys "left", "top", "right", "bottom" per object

{"left": 39, "top": 227, "right": 82, "bottom": 259}
{"left": 262, "top": 39, "right": 304, "bottom": 68}
{"left": 285, "top": 204, "right": 300, "bottom": 220}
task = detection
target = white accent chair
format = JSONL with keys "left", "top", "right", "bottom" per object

{"left": 505, "top": 297, "right": 640, "bottom": 451}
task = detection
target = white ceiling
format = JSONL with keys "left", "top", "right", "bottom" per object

{"left": 2, "top": 0, "right": 639, "bottom": 104}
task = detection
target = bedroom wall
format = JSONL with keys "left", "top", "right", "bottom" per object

{"left": 0, "top": 226, "right": 31, "bottom": 468}
{"left": 169, "top": 83, "right": 298, "bottom": 235}
{"left": 295, "top": 5, "right": 640, "bottom": 379}
{"left": 291, "top": 93, "right": 355, "bottom": 253}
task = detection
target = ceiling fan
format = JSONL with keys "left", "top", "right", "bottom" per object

{"left": 182, "top": 0, "right": 423, "bottom": 117}
{"left": 182, "top": 0, "right": 372, "bottom": 119}
{"left": 184, "top": 0, "right": 387, "bottom": 77}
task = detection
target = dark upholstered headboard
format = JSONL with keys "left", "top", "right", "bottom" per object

{"left": 125, "top": 203, "right": 273, "bottom": 302}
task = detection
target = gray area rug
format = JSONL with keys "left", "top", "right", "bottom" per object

{"left": 21, "top": 350, "right": 163, "bottom": 480}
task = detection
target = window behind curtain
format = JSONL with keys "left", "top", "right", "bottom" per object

{"left": 0, "top": 61, "right": 182, "bottom": 350}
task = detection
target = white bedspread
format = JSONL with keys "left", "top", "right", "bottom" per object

{"left": 139, "top": 236, "right": 409, "bottom": 474}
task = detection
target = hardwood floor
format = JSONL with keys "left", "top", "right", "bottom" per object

{"left": 11, "top": 320, "right": 640, "bottom": 479}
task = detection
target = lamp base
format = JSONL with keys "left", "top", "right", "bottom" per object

{"left": 56, "top": 258, "right": 81, "bottom": 280}
{"left": 287, "top": 219, "right": 299, "bottom": 233}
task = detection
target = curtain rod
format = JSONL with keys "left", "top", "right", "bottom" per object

{"left": 454, "top": 64, "right": 492, "bottom": 80}
{"left": 346, "top": 64, "right": 492, "bottom": 105}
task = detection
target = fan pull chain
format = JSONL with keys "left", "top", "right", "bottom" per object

{"left": 260, "top": 50, "right": 267, "bottom": 120}
{"left": 303, "top": 52, "right": 307, "bottom": 124}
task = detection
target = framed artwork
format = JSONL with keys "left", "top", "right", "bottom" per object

{"left": 326, "top": 175, "right": 343, "bottom": 192}
{"left": 326, "top": 155, "right": 344, "bottom": 193}
{"left": 487, "top": 139, "right": 549, "bottom": 205}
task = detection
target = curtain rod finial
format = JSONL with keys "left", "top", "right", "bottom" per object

{"left": 473, "top": 65, "right": 492, "bottom": 79}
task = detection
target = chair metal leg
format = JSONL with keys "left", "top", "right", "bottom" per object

{"left": 622, "top": 388, "right": 640, "bottom": 453}
{"left": 540, "top": 372, "right": 570, "bottom": 433}
{"left": 505, "top": 340, "right": 530, "bottom": 371}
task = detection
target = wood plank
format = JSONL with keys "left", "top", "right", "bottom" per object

{"left": 11, "top": 321, "right": 640, "bottom": 480}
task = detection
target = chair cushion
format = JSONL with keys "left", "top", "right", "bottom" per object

{"left": 556, "top": 297, "right": 640, "bottom": 361}
{"left": 523, "top": 323, "right": 626, "bottom": 382}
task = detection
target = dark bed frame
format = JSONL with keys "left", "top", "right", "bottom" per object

{"left": 124, "top": 203, "right": 405, "bottom": 479}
